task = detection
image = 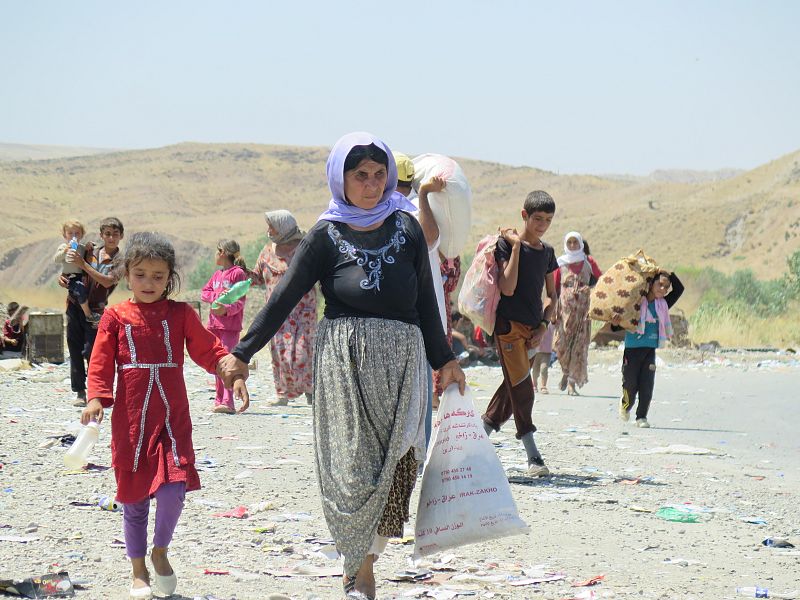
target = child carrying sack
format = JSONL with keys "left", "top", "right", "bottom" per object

{"left": 589, "top": 249, "right": 661, "bottom": 332}
{"left": 411, "top": 154, "right": 472, "bottom": 258}
{"left": 413, "top": 385, "right": 529, "bottom": 559}
{"left": 457, "top": 235, "right": 501, "bottom": 335}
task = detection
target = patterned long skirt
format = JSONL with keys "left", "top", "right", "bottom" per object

{"left": 313, "top": 317, "right": 427, "bottom": 578}
{"left": 554, "top": 280, "right": 592, "bottom": 388}
{"left": 269, "top": 307, "right": 316, "bottom": 399}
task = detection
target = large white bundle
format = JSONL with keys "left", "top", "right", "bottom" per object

{"left": 412, "top": 154, "right": 472, "bottom": 258}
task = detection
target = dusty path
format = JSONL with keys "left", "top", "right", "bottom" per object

{"left": 1, "top": 348, "right": 798, "bottom": 599}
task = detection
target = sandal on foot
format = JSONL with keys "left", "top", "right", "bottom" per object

{"left": 343, "top": 577, "right": 356, "bottom": 594}
{"left": 129, "top": 584, "right": 152, "bottom": 600}
{"left": 540, "top": 386, "right": 549, "bottom": 394}
{"left": 152, "top": 571, "right": 177, "bottom": 597}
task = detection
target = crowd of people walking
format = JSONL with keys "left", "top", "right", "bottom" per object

{"left": 38, "top": 130, "right": 682, "bottom": 600}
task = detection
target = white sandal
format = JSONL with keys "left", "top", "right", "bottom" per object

{"left": 129, "top": 583, "right": 152, "bottom": 599}
{"left": 152, "top": 570, "right": 177, "bottom": 597}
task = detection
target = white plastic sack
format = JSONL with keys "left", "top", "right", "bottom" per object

{"left": 413, "top": 385, "right": 529, "bottom": 559}
{"left": 411, "top": 154, "right": 472, "bottom": 258}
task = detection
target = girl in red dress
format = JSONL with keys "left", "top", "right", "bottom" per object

{"left": 81, "top": 232, "right": 249, "bottom": 600}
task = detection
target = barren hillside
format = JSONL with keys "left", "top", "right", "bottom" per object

{"left": 1, "top": 142, "right": 798, "bottom": 292}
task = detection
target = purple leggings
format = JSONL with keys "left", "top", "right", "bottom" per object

{"left": 123, "top": 482, "right": 185, "bottom": 559}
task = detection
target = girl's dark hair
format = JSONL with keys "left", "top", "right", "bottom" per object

{"left": 218, "top": 239, "right": 247, "bottom": 270}
{"left": 122, "top": 232, "right": 181, "bottom": 299}
{"left": 582, "top": 240, "right": 591, "bottom": 255}
{"left": 343, "top": 143, "right": 389, "bottom": 173}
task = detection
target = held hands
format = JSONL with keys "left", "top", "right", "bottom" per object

{"left": 81, "top": 399, "right": 105, "bottom": 425}
{"left": 232, "top": 376, "right": 250, "bottom": 413}
{"left": 217, "top": 354, "right": 249, "bottom": 388}
{"left": 420, "top": 175, "right": 446, "bottom": 194}
{"left": 439, "top": 359, "right": 466, "bottom": 395}
{"left": 210, "top": 305, "right": 228, "bottom": 316}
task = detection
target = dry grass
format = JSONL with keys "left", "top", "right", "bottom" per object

{"left": 689, "top": 303, "right": 800, "bottom": 348}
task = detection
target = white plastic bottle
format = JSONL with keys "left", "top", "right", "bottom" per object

{"left": 64, "top": 422, "right": 100, "bottom": 469}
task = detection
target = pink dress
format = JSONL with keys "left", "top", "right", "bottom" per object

{"left": 253, "top": 243, "right": 317, "bottom": 399}
{"left": 201, "top": 265, "right": 248, "bottom": 408}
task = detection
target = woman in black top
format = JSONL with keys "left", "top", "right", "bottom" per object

{"left": 219, "top": 132, "right": 465, "bottom": 600}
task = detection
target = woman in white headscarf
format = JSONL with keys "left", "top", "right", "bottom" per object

{"left": 252, "top": 210, "right": 317, "bottom": 405}
{"left": 553, "top": 231, "right": 602, "bottom": 395}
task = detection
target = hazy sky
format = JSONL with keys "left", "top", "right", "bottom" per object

{"left": 2, "top": 1, "right": 798, "bottom": 175}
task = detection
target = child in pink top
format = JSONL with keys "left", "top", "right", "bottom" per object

{"left": 200, "top": 239, "right": 249, "bottom": 414}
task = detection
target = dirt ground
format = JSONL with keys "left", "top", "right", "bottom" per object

{"left": 1, "top": 347, "right": 798, "bottom": 600}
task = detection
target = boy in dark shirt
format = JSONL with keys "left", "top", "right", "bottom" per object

{"left": 482, "top": 191, "right": 559, "bottom": 477}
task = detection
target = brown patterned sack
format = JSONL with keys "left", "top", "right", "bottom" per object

{"left": 589, "top": 249, "right": 661, "bottom": 332}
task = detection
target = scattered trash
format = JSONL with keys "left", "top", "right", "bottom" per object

{"left": 735, "top": 586, "right": 799, "bottom": 598}
{"left": 97, "top": 496, "right": 120, "bottom": 512}
{"left": 742, "top": 517, "right": 767, "bottom": 525}
{"left": 203, "top": 568, "right": 230, "bottom": 575}
{"left": 663, "top": 557, "right": 703, "bottom": 567}
{"left": 388, "top": 569, "right": 434, "bottom": 583}
{"left": 211, "top": 506, "right": 249, "bottom": 519}
{"left": 655, "top": 507, "right": 701, "bottom": 523}
{"left": 0, "top": 571, "right": 74, "bottom": 597}
{"left": 507, "top": 572, "right": 566, "bottom": 586}
{"left": 263, "top": 565, "right": 343, "bottom": 578}
{"left": 272, "top": 512, "right": 313, "bottom": 522}
{"left": 762, "top": 537, "right": 795, "bottom": 548}
{"left": 572, "top": 575, "right": 605, "bottom": 587}
{"left": 0, "top": 535, "right": 38, "bottom": 543}
{"left": 641, "top": 444, "right": 721, "bottom": 455}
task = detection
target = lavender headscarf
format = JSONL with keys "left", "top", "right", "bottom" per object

{"left": 317, "top": 131, "right": 417, "bottom": 227}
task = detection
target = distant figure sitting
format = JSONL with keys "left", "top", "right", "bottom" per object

{"left": 1, "top": 302, "right": 27, "bottom": 354}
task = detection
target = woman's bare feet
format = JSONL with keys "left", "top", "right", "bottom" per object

{"left": 353, "top": 554, "right": 376, "bottom": 598}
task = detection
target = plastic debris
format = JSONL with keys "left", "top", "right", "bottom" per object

{"left": 0, "top": 571, "right": 74, "bottom": 598}
{"left": 655, "top": 507, "right": 701, "bottom": 523}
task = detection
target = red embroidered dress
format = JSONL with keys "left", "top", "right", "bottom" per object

{"left": 87, "top": 299, "right": 228, "bottom": 504}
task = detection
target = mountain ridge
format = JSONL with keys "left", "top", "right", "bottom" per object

{"left": 1, "top": 142, "right": 798, "bottom": 291}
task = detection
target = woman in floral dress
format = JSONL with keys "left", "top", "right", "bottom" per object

{"left": 252, "top": 210, "right": 317, "bottom": 405}
{"left": 553, "top": 231, "right": 602, "bottom": 395}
